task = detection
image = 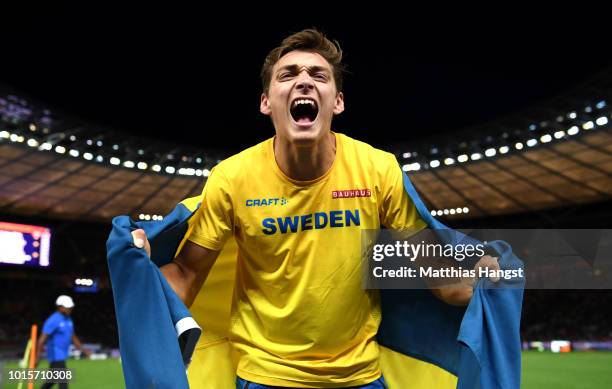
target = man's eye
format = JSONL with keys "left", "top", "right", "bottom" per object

{"left": 279, "top": 73, "right": 293, "bottom": 79}
{"left": 314, "top": 73, "right": 328, "bottom": 81}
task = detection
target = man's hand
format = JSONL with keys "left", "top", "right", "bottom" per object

{"left": 472, "top": 254, "right": 501, "bottom": 284}
{"left": 431, "top": 255, "right": 500, "bottom": 306}
{"left": 82, "top": 348, "right": 93, "bottom": 358}
{"left": 131, "top": 229, "right": 151, "bottom": 257}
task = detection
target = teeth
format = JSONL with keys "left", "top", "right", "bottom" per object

{"left": 292, "top": 99, "right": 316, "bottom": 108}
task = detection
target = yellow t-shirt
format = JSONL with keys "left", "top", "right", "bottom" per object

{"left": 188, "top": 132, "right": 426, "bottom": 387}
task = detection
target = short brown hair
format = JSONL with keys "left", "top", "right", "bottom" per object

{"left": 261, "top": 28, "right": 345, "bottom": 94}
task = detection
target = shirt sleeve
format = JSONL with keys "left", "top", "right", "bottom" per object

{"left": 42, "top": 314, "right": 59, "bottom": 335}
{"left": 187, "top": 166, "right": 234, "bottom": 251}
{"left": 379, "top": 154, "right": 428, "bottom": 232}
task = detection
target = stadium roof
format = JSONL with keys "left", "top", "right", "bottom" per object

{"left": 1, "top": 127, "right": 610, "bottom": 222}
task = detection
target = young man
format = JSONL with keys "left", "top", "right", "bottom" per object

{"left": 36, "top": 295, "right": 91, "bottom": 389}
{"left": 133, "top": 29, "right": 496, "bottom": 388}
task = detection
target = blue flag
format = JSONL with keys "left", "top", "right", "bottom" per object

{"left": 106, "top": 172, "right": 524, "bottom": 388}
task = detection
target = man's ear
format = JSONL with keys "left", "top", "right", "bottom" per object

{"left": 333, "top": 92, "right": 345, "bottom": 115}
{"left": 260, "top": 93, "right": 271, "bottom": 115}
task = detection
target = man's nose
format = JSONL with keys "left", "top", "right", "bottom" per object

{"left": 296, "top": 71, "right": 315, "bottom": 92}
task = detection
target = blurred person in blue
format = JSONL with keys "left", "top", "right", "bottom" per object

{"left": 36, "top": 295, "right": 91, "bottom": 389}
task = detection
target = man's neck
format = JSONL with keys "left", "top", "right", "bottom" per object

{"left": 274, "top": 131, "right": 337, "bottom": 182}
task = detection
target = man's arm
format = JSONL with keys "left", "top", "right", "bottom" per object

{"left": 132, "top": 229, "right": 221, "bottom": 307}
{"left": 71, "top": 334, "right": 92, "bottom": 357}
{"left": 35, "top": 333, "right": 48, "bottom": 366}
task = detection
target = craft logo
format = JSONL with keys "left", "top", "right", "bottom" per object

{"left": 246, "top": 197, "right": 288, "bottom": 207}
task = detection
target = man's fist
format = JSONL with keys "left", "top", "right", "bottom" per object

{"left": 131, "top": 229, "right": 151, "bottom": 257}
{"left": 473, "top": 255, "right": 501, "bottom": 283}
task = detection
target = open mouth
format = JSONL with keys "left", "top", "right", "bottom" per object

{"left": 290, "top": 98, "right": 319, "bottom": 125}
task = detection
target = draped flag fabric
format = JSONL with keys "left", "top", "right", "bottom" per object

{"left": 107, "top": 173, "right": 524, "bottom": 389}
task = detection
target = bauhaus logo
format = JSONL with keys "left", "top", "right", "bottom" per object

{"left": 332, "top": 189, "right": 371, "bottom": 199}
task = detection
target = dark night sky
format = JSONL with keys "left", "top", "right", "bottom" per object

{"left": 1, "top": 5, "right": 610, "bottom": 154}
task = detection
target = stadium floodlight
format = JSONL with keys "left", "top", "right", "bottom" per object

{"left": 470, "top": 153, "right": 482, "bottom": 161}
{"left": 499, "top": 146, "right": 509, "bottom": 154}
{"left": 450, "top": 209, "right": 456, "bottom": 215}
{"left": 203, "top": 169, "right": 211, "bottom": 177}
{"left": 39, "top": 142, "right": 52, "bottom": 151}
{"left": 567, "top": 111, "right": 577, "bottom": 119}
{"left": 596, "top": 100, "right": 606, "bottom": 109}
{"left": 443, "top": 209, "right": 449, "bottom": 215}
{"left": 9, "top": 133, "right": 19, "bottom": 142}
{"left": 87, "top": 139, "right": 93, "bottom": 145}
{"left": 196, "top": 157, "right": 202, "bottom": 164}
{"left": 403, "top": 162, "right": 421, "bottom": 172}
{"left": 69, "top": 135, "right": 76, "bottom": 141}
{"left": 403, "top": 152, "right": 412, "bottom": 159}
{"left": 444, "top": 158, "right": 455, "bottom": 166}
{"left": 123, "top": 161, "right": 135, "bottom": 168}
{"left": 463, "top": 207, "right": 469, "bottom": 213}
{"left": 529, "top": 124, "right": 537, "bottom": 131}
{"left": 27, "top": 139, "right": 39, "bottom": 147}
{"left": 137, "top": 149, "right": 144, "bottom": 155}
{"left": 584, "top": 106, "right": 593, "bottom": 113}
{"left": 110, "top": 157, "right": 121, "bottom": 165}
{"left": 458, "top": 154, "right": 468, "bottom": 163}
{"left": 95, "top": 155, "right": 104, "bottom": 163}
{"left": 69, "top": 149, "right": 79, "bottom": 157}
{"left": 138, "top": 214, "right": 145, "bottom": 220}
{"left": 113, "top": 144, "right": 119, "bottom": 150}
{"left": 436, "top": 210, "right": 443, "bottom": 216}
{"left": 55, "top": 145, "right": 66, "bottom": 154}
{"left": 485, "top": 148, "right": 496, "bottom": 157}
{"left": 596, "top": 116, "right": 608, "bottom": 126}
{"left": 0, "top": 130, "right": 9, "bottom": 139}
{"left": 144, "top": 215, "right": 151, "bottom": 221}
{"left": 540, "top": 134, "right": 552, "bottom": 143}
{"left": 429, "top": 160, "right": 440, "bottom": 168}
{"left": 554, "top": 131, "right": 565, "bottom": 139}
{"left": 195, "top": 169, "right": 203, "bottom": 176}
{"left": 29, "top": 124, "right": 36, "bottom": 131}
{"left": 179, "top": 168, "right": 196, "bottom": 176}
{"left": 582, "top": 121, "right": 594, "bottom": 130}
{"left": 165, "top": 166, "right": 176, "bottom": 174}
{"left": 83, "top": 152, "right": 93, "bottom": 160}
{"left": 515, "top": 142, "right": 524, "bottom": 150}
{"left": 137, "top": 162, "right": 148, "bottom": 170}
{"left": 567, "top": 126, "right": 579, "bottom": 136}
{"left": 96, "top": 140, "right": 103, "bottom": 147}
{"left": 430, "top": 210, "right": 436, "bottom": 216}
{"left": 526, "top": 139, "right": 537, "bottom": 147}
{"left": 556, "top": 115, "right": 564, "bottom": 122}
{"left": 152, "top": 164, "right": 162, "bottom": 172}
{"left": 151, "top": 215, "right": 158, "bottom": 221}
{"left": 456, "top": 207, "right": 463, "bottom": 214}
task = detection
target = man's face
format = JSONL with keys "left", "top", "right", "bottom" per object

{"left": 59, "top": 306, "right": 73, "bottom": 315}
{"left": 260, "top": 51, "right": 344, "bottom": 146}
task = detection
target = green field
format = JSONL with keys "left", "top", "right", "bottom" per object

{"left": 2, "top": 352, "right": 611, "bottom": 388}
{"left": 522, "top": 351, "right": 612, "bottom": 388}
